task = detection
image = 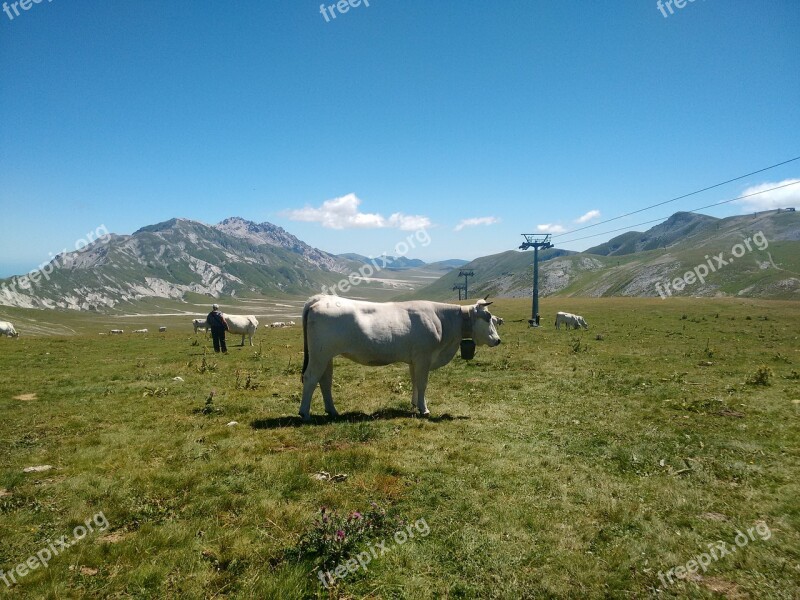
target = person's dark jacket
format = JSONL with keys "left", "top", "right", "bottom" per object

{"left": 207, "top": 310, "right": 228, "bottom": 332}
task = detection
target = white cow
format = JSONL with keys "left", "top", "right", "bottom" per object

{"left": 192, "top": 318, "right": 209, "bottom": 334}
{"left": 159, "top": 326, "right": 167, "bottom": 332}
{"left": 223, "top": 314, "right": 259, "bottom": 346}
{"left": 270, "top": 321, "right": 286, "bottom": 328}
{"left": 300, "top": 295, "right": 502, "bottom": 421}
{"left": 287, "top": 321, "right": 296, "bottom": 327}
{"left": 110, "top": 329, "right": 124, "bottom": 334}
{"left": 133, "top": 329, "right": 148, "bottom": 334}
{"left": 0, "top": 321, "right": 19, "bottom": 338}
{"left": 555, "top": 312, "right": 589, "bottom": 330}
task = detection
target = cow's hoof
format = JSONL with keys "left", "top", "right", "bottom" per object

{"left": 326, "top": 410, "right": 339, "bottom": 418}
{"left": 419, "top": 410, "right": 431, "bottom": 418}
{"left": 299, "top": 412, "right": 312, "bottom": 422}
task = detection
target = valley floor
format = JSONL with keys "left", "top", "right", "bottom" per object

{"left": 0, "top": 297, "right": 798, "bottom": 598}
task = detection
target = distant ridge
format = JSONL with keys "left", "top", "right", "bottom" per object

{"left": 0, "top": 217, "right": 351, "bottom": 311}
{"left": 405, "top": 210, "right": 800, "bottom": 301}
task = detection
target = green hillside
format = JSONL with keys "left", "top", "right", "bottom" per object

{"left": 406, "top": 210, "right": 800, "bottom": 302}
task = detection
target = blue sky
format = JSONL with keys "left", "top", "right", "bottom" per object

{"left": 1, "top": 0, "right": 798, "bottom": 277}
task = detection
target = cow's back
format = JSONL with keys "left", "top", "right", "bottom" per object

{"left": 305, "top": 296, "right": 446, "bottom": 366}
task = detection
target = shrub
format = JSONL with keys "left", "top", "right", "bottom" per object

{"left": 295, "top": 503, "right": 400, "bottom": 570}
{"left": 746, "top": 366, "right": 772, "bottom": 386}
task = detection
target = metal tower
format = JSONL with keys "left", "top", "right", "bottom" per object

{"left": 458, "top": 270, "right": 474, "bottom": 300}
{"left": 452, "top": 283, "right": 466, "bottom": 301}
{"left": 519, "top": 234, "right": 553, "bottom": 326}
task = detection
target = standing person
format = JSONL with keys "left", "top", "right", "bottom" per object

{"left": 206, "top": 304, "right": 229, "bottom": 353}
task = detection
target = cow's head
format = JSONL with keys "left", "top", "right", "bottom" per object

{"left": 471, "top": 298, "right": 502, "bottom": 347}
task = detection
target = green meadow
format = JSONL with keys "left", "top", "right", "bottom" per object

{"left": 0, "top": 297, "right": 798, "bottom": 599}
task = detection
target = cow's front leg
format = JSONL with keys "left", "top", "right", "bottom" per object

{"left": 411, "top": 358, "right": 432, "bottom": 417}
{"left": 319, "top": 360, "right": 339, "bottom": 417}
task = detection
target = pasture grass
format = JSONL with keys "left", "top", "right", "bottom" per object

{"left": 0, "top": 297, "right": 798, "bottom": 598}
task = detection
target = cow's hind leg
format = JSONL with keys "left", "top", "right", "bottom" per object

{"left": 409, "top": 363, "right": 418, "bottom": 410}
{"left": 300, "top": 366, "right": 322, "bottom": 421}
{"left": 319, "top": 360, "right": 339, "bottom": 417}
{"left": 300, "top": 356, "right": 334, "bottom": 421}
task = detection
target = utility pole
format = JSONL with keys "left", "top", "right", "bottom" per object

{"left": 458, "top": 270, "right": 474, "bottom": 300}
{"left": 452, "top": 283, "right": 466, "bottom": 300}
{"left": 519, "top": 234, "right": 553, "bottom": 327}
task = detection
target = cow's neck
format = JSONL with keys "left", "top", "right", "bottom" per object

{"left": 460, "top": 306, "right": 472, "bottom": 339}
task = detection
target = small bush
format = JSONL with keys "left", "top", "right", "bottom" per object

{"left": 746, "top": 366, "right": 772, "bottom": 386}
{"left": 196, "top": 390, "right": 222, "bottom": 415}
{"left": 142, "top": 387, "right": 168, "bottom": 398}
{"left": 570, "top": 338, "right": 587, "bottom": 353}
{"left": 235, "top": 370, "right": 259, "bottom": 390}
{"left": 295, "top": 503, "right": 401, "bottom": 571}
{"left": 197, "top": 352, "right": 217, "bottom": 374}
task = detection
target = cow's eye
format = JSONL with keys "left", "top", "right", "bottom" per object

{"left": 480, "top": 312, "right": 492, "bottom": 323}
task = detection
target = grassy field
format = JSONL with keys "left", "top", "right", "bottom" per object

{"left": 0, "top": 297, "right": 798, "bottom": 599}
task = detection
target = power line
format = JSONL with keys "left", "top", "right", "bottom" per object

{"left": 552, "top": 155, "right": 800, "bottom": 239}
{"left": 555, "top": 180, "right": 800, "bottom": 246}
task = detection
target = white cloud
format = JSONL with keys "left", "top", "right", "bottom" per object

{"left": 454, "top": 216, "right": 501, "bottom": 232}
{"left": 737, "top": 179, "right": 800, "bottom": 212}
{"left": 575, "top": 209, "right": 600, "bottom": 224}
{"left": 284, "top": 193, "right": 431, "bottom": 231}
{"left": 536, "top": 223, "right": 566, "bottom": 234}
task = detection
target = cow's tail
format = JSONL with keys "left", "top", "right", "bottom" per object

{"left": 301, "top": 298, "right": 313, "bottom": 383}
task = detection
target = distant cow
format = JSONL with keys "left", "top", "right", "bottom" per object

{"left": 270, "top": 321, "right": 286, "bottom": 328}
{"left": 110, "top": 329, "right": 124, "bottom": 334}
{"left": 0, "top": 321, "right": 19, "bottom": 338}
{"left": 224, "top": 314, "right": 259, "bottom": 346}
{"left": 300, "top": 295, "right": 502, "bottom": 421}
{"left": 133, "top": 329, "right": 148, "bottom": 334}
{"left": 287, "top": 321, "right": 296, "bottom": 326}
{"left": 159, "top": 326, "right": 167, "bottom": 332}
{"left": 193, "top": 318, "right": 209, "bottom": 334}
{"left": 555, "top": 312, "right": 589, "bottom": 330}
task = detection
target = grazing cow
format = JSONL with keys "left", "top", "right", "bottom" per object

{"left": 192, "top": 318, "right": 209, "bottom": 334}
{"left": 287, "top": 321, "right": 296, "bottom": 326}
{"left": 300, "top": 295, "right": 502, "bottom": 421}
{"left": 133, "top": 329, "right": 148, "bottom": 334}
{"left": 0, "top": 321, "right": 19, "bottom": 338}
{"left": 270, "top": 321, "right": 286, "bottom": 328}
{"left": 223, "top": 314, "right": 259, "bottom": 346}
{"left": 555, "top": 312, "right": 589, "bottom": 330}
{"left": 110, "top": 329, "right": 124, "bottom": 334}
{"left": 159, "top": 326, "right": 167, "bottom": 332}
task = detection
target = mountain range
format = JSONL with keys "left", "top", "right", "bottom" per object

{"left": 1, "top": 210, "right": 798, "bottom": 311}
{"left": 0, "top": 217, "right": 356, "bottom": 310}
{"left": 406, "top": 210, "right": 800, "bottom": 301}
